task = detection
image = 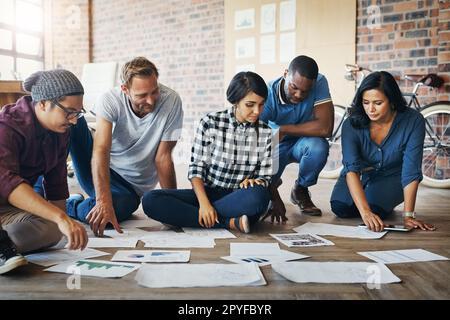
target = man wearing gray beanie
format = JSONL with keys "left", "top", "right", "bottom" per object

{"left": 0, "top": 69, "right": 88, "bottom": 275}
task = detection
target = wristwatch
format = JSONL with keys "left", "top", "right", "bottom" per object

{"left": 404, "top": 211, "right": 416, "bottom": 219}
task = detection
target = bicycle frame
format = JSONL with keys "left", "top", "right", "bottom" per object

{"left": 329, "top": 111, "right": 347, "bottom": 143}
{"left": 404, "top": 92, "right": 441, "bottom": 148}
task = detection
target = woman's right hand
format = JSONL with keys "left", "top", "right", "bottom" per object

{"left": 57, "top": 217, "right": 89, "bottom": 250}
{"left": 361, "top": 211, "right": 385, "bottom": 232}
{"left": 198, "top": 202, "right": 218, "bottom": 228}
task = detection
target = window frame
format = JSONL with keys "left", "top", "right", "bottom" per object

{"left": 0, "top": 0, "right": 45, "bottom": 80}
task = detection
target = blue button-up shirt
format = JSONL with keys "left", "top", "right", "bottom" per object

{"left": 260, "top": 74, "right": 332, "bottom": 131}
{"left": 341, "top": 107, "right": 425, "bottom": 188}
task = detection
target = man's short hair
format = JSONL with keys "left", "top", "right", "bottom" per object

{"left": 121, "top": 57, "right": 159, "bottom": 87}
{"left": 288, "top": 55, "right": 319, "bottom": 80}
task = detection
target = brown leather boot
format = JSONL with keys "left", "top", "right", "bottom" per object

{"left": 290, "top": 185, "right": 322, "bottom": 216}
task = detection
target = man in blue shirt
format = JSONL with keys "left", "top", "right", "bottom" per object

{"left": 260, "top": 55, "right": 334, "bottom": 221}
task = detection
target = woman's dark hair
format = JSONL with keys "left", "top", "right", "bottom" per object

{"left": 226, "top": 71, "right": 268, "bottom": 105}
{"left": 349, "top": 71, "right": 407, "bottom": 128}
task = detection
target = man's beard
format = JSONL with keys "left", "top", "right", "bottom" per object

{"left": 132, "top": 102, "right": 154, "bottom": 117}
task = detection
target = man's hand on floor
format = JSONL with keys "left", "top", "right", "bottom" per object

{"left": 86, "top": 201, "right": 122, "bottom": 237}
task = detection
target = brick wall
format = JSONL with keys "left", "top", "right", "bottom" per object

{"left": 46, "top": 0, "right": 449, "bottom": 164}
{"left": 357, "top": 0, "right": 450, "bottom": 104}
{"left": 46, "top": 0, "right": 90, "bottom": 77}
{"left": 90, "top": 0, "right": 225, "bottom": 162}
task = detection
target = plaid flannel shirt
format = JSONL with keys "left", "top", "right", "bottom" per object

{"left": 188, "top": 108, "right": 273, "bottom": 189}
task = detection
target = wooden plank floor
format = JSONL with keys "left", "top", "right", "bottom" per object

{"left": 1, "top": 164, "right": 449, "bottom": 299}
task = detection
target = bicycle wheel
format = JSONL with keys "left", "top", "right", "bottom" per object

{"left": 420, "top": 102, "right": 450, "bottom": 188}
{"left": 320, "top": 104, "right": 347, "bottom": 179}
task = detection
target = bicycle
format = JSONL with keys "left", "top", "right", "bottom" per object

{"left": 319, "top": 64, "right": 371, "bottom": 179}
{"left": 320, "top": 64, "right": 450, "bottom": 189}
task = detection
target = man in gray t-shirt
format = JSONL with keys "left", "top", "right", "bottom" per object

{"left": 67, "top": 57, "right": 183, "bottom": 236}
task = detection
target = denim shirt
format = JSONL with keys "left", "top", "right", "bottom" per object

{"left": 340, "top": 107, "right": 425, "bottom": 188}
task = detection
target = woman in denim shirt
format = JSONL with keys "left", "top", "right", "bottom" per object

{"left": 330, "top": 71, "right": 435, "bottom": 232}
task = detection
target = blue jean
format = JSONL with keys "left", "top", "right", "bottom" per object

{"left": 65, "top": 117, "right": 140, "bottom": 223}
{"left": 33, "top": 176, "right": 45, "bottom": 197}
{"left": 330, "top": 173, "right": 404, "bottom": 219}
{"left": 142, "top": 185, "right": 271, "bottom": 229}
{"left": 273, "top": 136, "right": 329, "bottom": 187}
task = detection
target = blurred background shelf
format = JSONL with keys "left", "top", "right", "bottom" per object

{"left": 0, "top": 81, "right": 27, "bottom": 109}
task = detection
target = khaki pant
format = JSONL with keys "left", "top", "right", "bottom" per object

{"left": 0, "top": 198, "right": 62, "bottom": 254}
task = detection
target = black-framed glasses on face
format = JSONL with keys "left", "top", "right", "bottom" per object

{"left": 51, "top": 99, "right": 86, "bottom": 120}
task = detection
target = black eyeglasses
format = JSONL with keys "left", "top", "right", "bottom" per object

{"left": 51, "top": 99, "right": 86, "bottom": 120}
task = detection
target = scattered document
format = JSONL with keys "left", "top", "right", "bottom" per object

{"left": 222, "top": 250, "right": 308, "bottom": 266}
{"left": 86, "top": 237, "right": 138, "bottom": 248}
{"left": 135, "top": 263, "right": 266, "bottom": 288}
{"left": 358, "top": 249, "right": 449, "bottom": 264}
{"left": 272, "top": 262, "right": 401, "bottom": 284}
{"left": 293, "top": 222, "right": 387, "bottom": 239}
{"left": 44, "top": 259, "right": 140, "bottom": 278}
{"left": 224, "top": 242, "right": 308, "bottom": 266}
{"left": 25, "top": 248, "right": 109, "bottom": 267}
{"left": 103, "top": 228, "right": 151, "bottom": 241}
{"left": 143, "top": 233, "right": 215, "bottom": 248}
{"left": 138, "top": 230, "right": 179, "bottom": 240}
{"left": 270, "top": 233, "right": 335, "bottom": 247}
{"left": 111, "top": 250, "right": 190, "bottom": 263}
{"left": 182, "top": 228, "right": 236, "bottom": 239}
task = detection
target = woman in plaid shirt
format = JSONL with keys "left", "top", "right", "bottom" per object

{"left": 143, "top": 72, "right": 273, "bottom": 233}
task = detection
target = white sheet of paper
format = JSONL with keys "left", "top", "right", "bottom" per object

{"left": 280, "top": 0, "right": 296, "bottom": 31}
{"left": 111, "top": 250, "right": 190, "bottom": 263}
{"left": 143, "top": 233, "right": 215, "bottom": 248}
{"left": 293, "top": 222, "right": 387, "bottom": 239}
{"left": 44, "top": 259, "right": 140, "bottom": 278}
{"left": 230, "top": 243, "right": 281, "bottom": 257}
{"left": 103, "top": 228, "right": 151, "bottom": 241}
{"left": 25, "top": 248, "right": 109, "bottom": 267}
{"left": 235, "top": 37, "right": 255, "bottom": 59}
{"left": 135, "top": 263, "right": 266, "bottom": 288}
{"left": 279, "top": 32, "right": 296, "bottom": 63}
{"left": 272, "top": 262, "right": 401, "bottom": 284}
{"left": 260, "top": 35, "right": 276, "bottom": 64}
{"left": 86, "top": 237, "right": 138, "bottom": 248}
{"left": 138, "top": 230, "right": 178, "bottom": 240}
{"left": 234, "top": 8, "right": 255, "bottom": 30}
{"left": 221, "top": 249, "right": 308, "bottom": 266}
{"left": 270, "top": 233, "right": 335, "bottom": 247}
{"left": 261, "top": 3, "right": 276, "bottom": 34}
{"left": 182, "top": 228, "right": 236, "bottom": 239}
{"left": 358, "top": 249, "right": 449, "bottom": 264}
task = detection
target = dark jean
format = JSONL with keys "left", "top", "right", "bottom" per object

{"left": 65, "top": 117, "right": 140, "bottom": 223}
{"left": 142, "top": 185, "right": 271, "bottom": 229}
{"left": 273, "top": 136, "right": 329, "bottom": 188}
{"left": 330, "top": 172, "right": 404, "bottom": 219}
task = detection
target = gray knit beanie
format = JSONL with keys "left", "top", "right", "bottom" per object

{"left": 23, "top": 69, "right": 84, "bottom": 102}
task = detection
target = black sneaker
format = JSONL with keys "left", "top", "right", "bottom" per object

{"left": 0, "top": 230, "right": 27, "bottom": 275}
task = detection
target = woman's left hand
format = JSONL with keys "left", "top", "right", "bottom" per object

{"left": 239, "top": 178, "right": 264, "bottom": 189}
{"left": 404, "top": 217, "right": 436, "bottom": 231}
